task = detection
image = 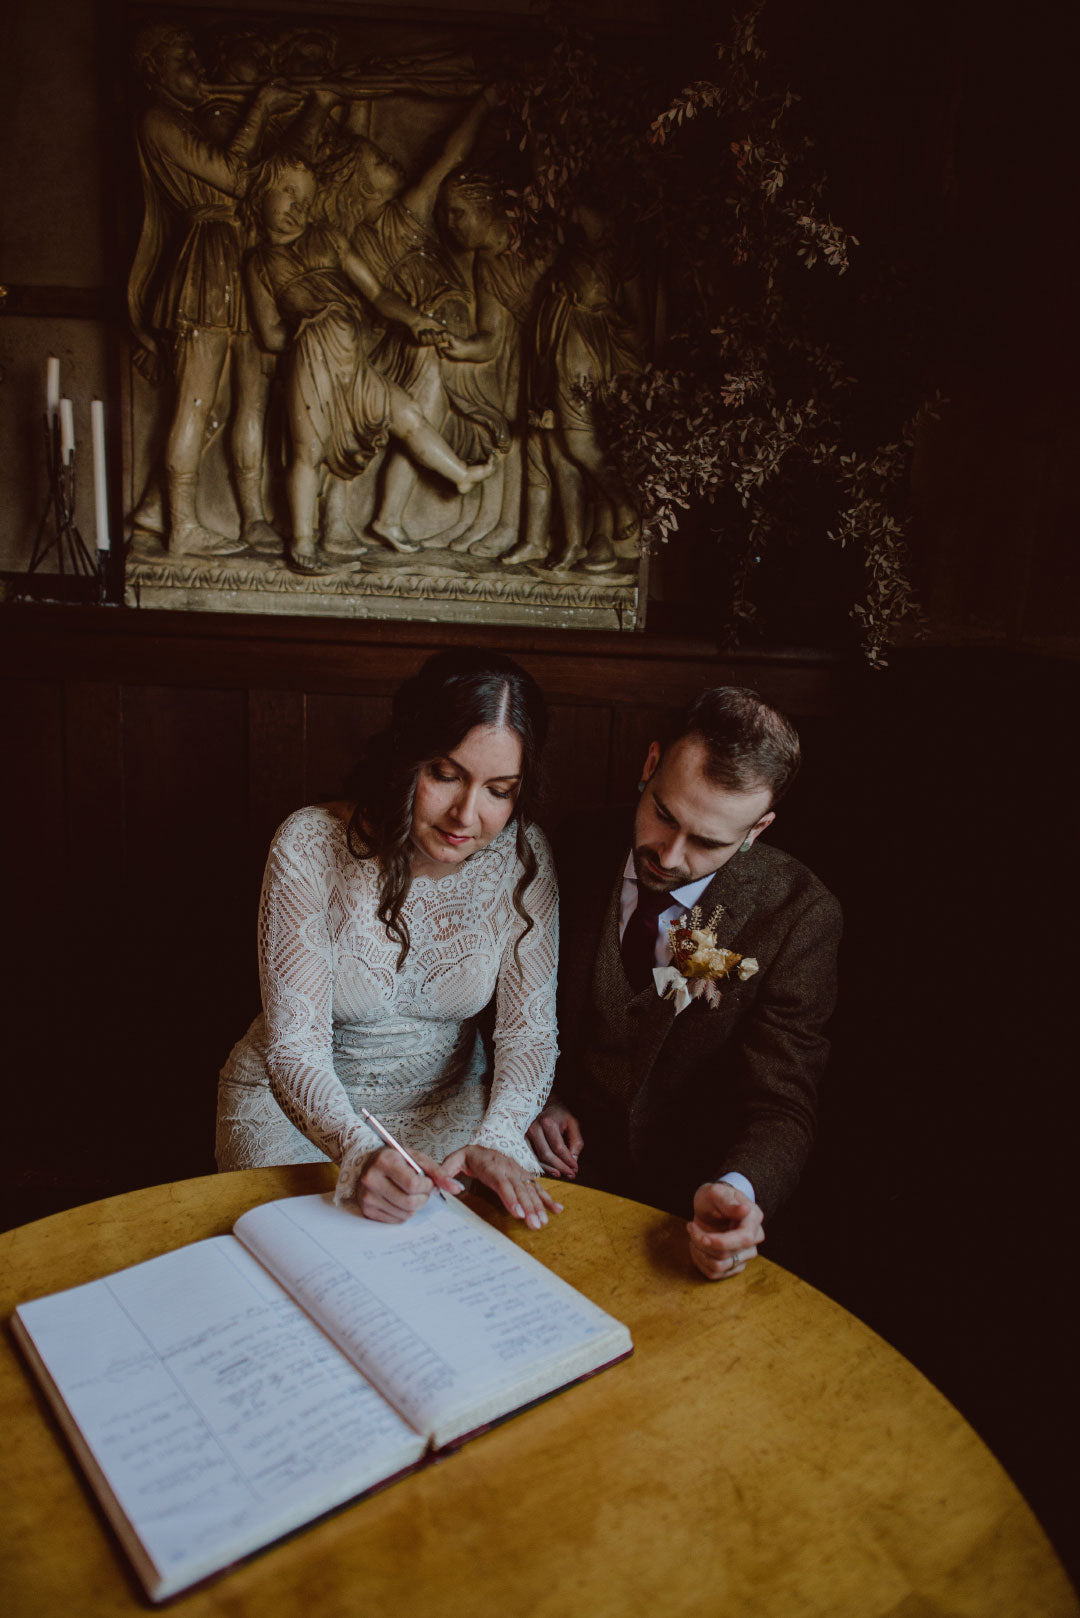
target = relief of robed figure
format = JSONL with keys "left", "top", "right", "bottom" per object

{"left": 316, "top": 87, "right": 506, "bottom": 554}
{"left": 434, "top": 171, "right": 555, "bottom": 561}
{"left": 243, "top": 156, "right": 495, "bottom": 574}
{"left": 525, "top": 198, "right": 648, "bottom": 574}
{"left": 127, "top": 23, "right": 303, "bottom": 557}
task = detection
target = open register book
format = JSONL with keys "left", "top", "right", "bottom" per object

{"left": 12, "top": 1191, "right": 632, "bottom": 1602}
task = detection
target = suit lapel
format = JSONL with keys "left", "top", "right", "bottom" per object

{"left": 693, "top": 847, "right": 760, "bottom": 949}
{"left": 594, "top": 838, "right": 667, "bottom": 1007}
{"left": 589, "top": 853, "right": 677, "bottom": 1109}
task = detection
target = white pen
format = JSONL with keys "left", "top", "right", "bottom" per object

{"left": 360, "top": 1107, "right": 456, "bottom": 1201}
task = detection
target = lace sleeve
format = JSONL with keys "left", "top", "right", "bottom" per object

{"left": 259, "top": 811, "right": 381, "bottom": 1195}
{"left": 473, "top": 822, "right": 560, "bottom": 1171}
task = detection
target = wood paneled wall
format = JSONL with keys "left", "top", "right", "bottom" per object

{"left": 0, "top": 605, "right": 841, "bottom": 1215}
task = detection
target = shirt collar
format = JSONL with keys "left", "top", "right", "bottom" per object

{"left": 667, "top": 871, "right": 715, "bottom": 910}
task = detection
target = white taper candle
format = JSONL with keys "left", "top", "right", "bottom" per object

{"left": 59, "top": 397, "right": 75, "bottom": 464}
{"left": 91, "top": 399, "right": 110, "bottom": 552}
{"left": 46, "top": 356, "right": 60, "bottom": 423}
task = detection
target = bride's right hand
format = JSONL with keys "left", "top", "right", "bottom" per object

{"left": 356, "top": 1146, "right": 462, "bottom": 1223}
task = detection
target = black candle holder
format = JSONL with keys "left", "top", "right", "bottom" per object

{"left": 22, "top": 412, "right": 108, "bottom": 604}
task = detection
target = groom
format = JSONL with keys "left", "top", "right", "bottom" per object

{"left": 528, "top": 687, "right": 842, "bottom": 1280}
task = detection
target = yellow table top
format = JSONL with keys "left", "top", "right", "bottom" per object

{"left": 2, "top": 1165, "right": 1076, "bottom": 1617}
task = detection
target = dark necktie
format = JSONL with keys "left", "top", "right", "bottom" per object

{"left": 620, "top": 885, "right": 672, "bottom": 995}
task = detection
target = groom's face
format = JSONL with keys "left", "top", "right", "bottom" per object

{"left": 633, "top": 735, "right": 775, "bottom": 893}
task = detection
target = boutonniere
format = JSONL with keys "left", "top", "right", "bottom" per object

{"left": 653, "top": 904, "right": 759, "bottom": 1014}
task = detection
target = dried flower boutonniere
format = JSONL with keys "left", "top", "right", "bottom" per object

{"left": 654, "top": 903, "right": 759, "bottom": 1014}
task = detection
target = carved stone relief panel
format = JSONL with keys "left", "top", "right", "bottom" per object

{"left": 122, "top": 11, "right": 649, "bottom": 629}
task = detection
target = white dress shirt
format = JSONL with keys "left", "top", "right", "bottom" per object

{"left": 618, "top": 853, "right": 756, "bottom": 1210}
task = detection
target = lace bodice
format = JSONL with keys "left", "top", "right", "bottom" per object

{"left": 254, "top": 806, "right": 558, "bottom": 1190}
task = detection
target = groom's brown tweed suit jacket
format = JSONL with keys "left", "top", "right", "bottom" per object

{"left": 553, "top": 809, "right": 842, "bottom": 1221}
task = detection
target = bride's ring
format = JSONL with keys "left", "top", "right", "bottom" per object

{"left": 729, "top": 1251, "right": 743, "bottom": 1267}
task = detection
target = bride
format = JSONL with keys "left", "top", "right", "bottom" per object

{"left": 216, "top": 648, "right": 560, "bottom": 1231}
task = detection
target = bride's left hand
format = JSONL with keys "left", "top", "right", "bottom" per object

{"left": 441, "top": 1144, "right": 563, "bottom": 1230}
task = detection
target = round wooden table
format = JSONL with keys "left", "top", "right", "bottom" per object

{"left": 2, "top": 1167, "right": 1076, "bottom": 1617}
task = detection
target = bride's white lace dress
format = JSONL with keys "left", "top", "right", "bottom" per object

{"left": 215, "top": 805, "right": 558, "bottom": 1198}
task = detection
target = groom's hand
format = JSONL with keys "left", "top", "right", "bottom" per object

{"left": 527, "top": 1099, "right": 584, "bottom": 1179}
{"left": 687, "top": 1181, "right": 764, "bottom": 1281}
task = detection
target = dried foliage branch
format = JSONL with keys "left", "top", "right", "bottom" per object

{"left": 501, "top": 1, "right": 932, "bottom": 663}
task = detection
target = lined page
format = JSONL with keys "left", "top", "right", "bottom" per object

{"left": 234, "top": 1194, "right": 632, "bottom": 1445}
{"left": 14, "top": 1236, "right": 425, "bottom": 1599}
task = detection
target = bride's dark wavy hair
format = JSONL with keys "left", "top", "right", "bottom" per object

{"left": 346, "top": 649, "right": 548, "bottom": 968}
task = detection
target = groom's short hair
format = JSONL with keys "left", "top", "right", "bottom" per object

{"left": 665, "top": 687, "right": 801, "bottom": 807}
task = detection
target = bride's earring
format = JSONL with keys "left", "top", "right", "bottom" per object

{"left": 739, "top": 836, "right": 753, "bottom": 853}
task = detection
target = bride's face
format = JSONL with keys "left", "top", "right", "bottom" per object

{"left": 410, "top": 724, "right": 523, "bottom": 874}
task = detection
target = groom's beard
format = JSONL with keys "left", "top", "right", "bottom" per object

{"left": 633, "top": 845, "right": 691, "bottom": 893}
